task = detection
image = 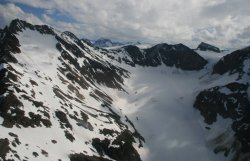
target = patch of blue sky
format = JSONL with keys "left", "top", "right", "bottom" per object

{"left": 0, "top": 0, "right": 9, "bottom": 4}
{"left": 1, "top": 1, "right": 76, "bottom": 23}
{"left": 50, "top": 11, "right": 76, "bottom": 23}
{"left": 16, "top": 3, "right": 45, "bottom": 17}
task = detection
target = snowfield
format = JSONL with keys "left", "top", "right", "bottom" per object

{"left": 103, "top": 49, "right": 237, "bottom": 161}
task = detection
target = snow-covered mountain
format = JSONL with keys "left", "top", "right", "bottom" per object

{"left": 0, "top": 19, "right": 144, "bottom": 161}
{"left": 0, "top": 19, "right": 250, "bottom": 161}
{"left": 92, "top": 38, "right": 141, "bottom": 48}
{"left": 91, "top": 38, "right": 123, "bottom": 48}
{"left": 196, "top": 42, "right": 221, "bottom": 53}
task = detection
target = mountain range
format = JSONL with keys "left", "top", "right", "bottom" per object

{"left": 89, "top": 38, "right": 141, "bottom": 48}
{"left": 0, "top": 19, "right": 249, "bottom": 161}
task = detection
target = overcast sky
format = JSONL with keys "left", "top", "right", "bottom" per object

{"left": 1, "top": 0, "right": 250, "bottom": 48}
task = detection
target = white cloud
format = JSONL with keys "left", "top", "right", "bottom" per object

{"left": 0, "top": 3, "right": 43, "bottom": 28}
{"left": 42, "top": 14, "right": 53, "bottom": 23}
{"left": 2, "top": 0, "right": 250, "bottom": 48}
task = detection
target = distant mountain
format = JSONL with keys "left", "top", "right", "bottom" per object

{"left": 92, "top": 38, "right": 141, "bottom": 48}
{"left": 197, "top": 42, "right": 221, "bottom": 53}
{"left": 81, "top": 38, "right": 93, "bottom": 47}
{"left": 92, "top": 38, "right": 122, "bottom": 47}
{"left": 120, "top": 43, "right": 208, "bottom": 70}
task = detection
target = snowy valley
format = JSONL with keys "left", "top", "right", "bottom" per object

{"left": 0, "top": 19, "right": 250, "bottom": 161}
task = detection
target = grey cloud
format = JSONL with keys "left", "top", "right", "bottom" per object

{"left": 201, "top": 0, "right": 250, "bottom": 18}
{"left": 238, "top": 26, "right": 250, "bottom": 39}
{"left": 2, "top": 0, "right": 250, "bottom": 48}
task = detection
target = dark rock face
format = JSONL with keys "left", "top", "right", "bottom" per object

{"left": 0, "top": 27, "right": 21, "bottom": 64}
{"left": 197, "top": 42, "right": 221, "bottom": 53}
{"left": 213, "top": 46, "right": 250, "bottom": 78}
{"left": 8, "top": 19, "right": 55, "bottom": 35}
{"left": 55, "top": 110, "right": 72, "bottom": 130}
{"left": 123, "top": 45, "right": 145, "bottom": 66}
{"left": 194, "top": 82, "right": 250, "bottom": 159}
{"left": 0, "top": 138, "right": 11, "bottom": 160}
{"left": 69, "top": 153, "right": 112, "bottom": 161}
{"left": 81, "top": 38, "right": 94, "bottom": 47}
{"left": 92, "top": 129, "right": 142, "bottom": 161}
{"left": 194, "top": 82, "right": 249, "bottom": 124}
{"left": 123, "top": 43, "right": 208, "bottom": 70}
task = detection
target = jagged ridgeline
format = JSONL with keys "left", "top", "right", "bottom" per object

{"left": 0, "top": 19, "right": 144, "bottom": 161}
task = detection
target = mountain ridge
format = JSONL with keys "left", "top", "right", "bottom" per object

{"left": 0, "top": 19, "right": 144, "bottom": 161}
{"left": 197, "top": 42, "right": 221, "bottom": 53}
{"left": 91, "top": 37, "right": 141, "bottom": 48}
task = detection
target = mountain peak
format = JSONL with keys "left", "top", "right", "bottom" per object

{"left": 197, "top": 42, "right": 221, "bottom": 53}
{"left": 97, "top": 37, "right": 112, "bottom": 42}
{"left": 92, "top": 37, "right": 141, "bottom": 48}
{"left": 8, "top": 19, "right": 55, "bottom": 35}
{"left": 93, "top": 38, "right": 122, "bottom": 47}
{"left": 122, "top": 43, "right": 208, "bottom": 70}
{"left": 212, "top": 46, "right": 250, "bottom": 77}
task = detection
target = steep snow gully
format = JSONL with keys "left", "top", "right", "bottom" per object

{"left": 0, "top": 19, "right": 250, "bottom": 161}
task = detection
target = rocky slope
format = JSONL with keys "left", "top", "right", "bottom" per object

{"left": 194, "top": 46, "right": 250, "bottom": 161}
{"left": 0, "top": 19, "right": 144, "bottom": 161}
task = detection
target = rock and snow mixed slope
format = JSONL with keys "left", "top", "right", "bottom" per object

{"left": 0, "top": 19, "right": 250, "bottom": 161}
{"left": 195, "top": 47, "right": 250, "bottom": 161}
{"left": 101, "top": 49, "right": 235, "bottom": 161}
{"left": 0, "top": 19, "right": 144, "bottom": 161}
